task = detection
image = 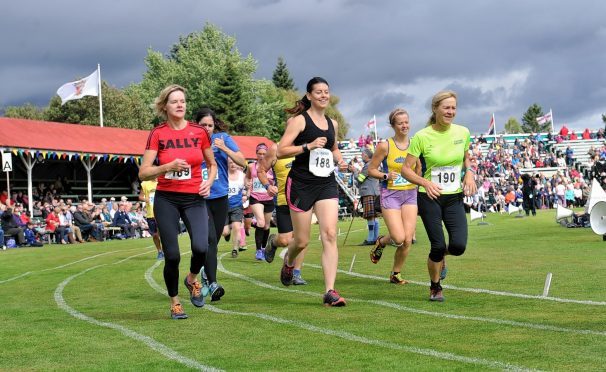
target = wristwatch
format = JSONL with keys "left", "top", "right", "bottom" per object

{"left": 382, "top": 173, "right": 388, "bottom": 180}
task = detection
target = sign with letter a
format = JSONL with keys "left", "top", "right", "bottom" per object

{"left": 2, "top": 152, "right": 12, "bottom": 172}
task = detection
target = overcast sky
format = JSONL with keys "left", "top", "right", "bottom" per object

{"left": 2, "top": 0, "right": 605, "bottom": 138}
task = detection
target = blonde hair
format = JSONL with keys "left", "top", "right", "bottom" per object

{"left": 154, "top": 84, "right": 186, "bottom": 120}
{"left": 388, "top": 108, "right": 409, "bottom": 126}
{"left": 427, "top": 90, "right": 457, "bottom": 126}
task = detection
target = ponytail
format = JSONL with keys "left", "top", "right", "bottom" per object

{"left": 285, "top": 96, "right": 311, "bottom": 117}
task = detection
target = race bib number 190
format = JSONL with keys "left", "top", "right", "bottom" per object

{"left": 430, "top": 165, "right": 461, "bottom": 192}
{"left": 309, "top": 148, "right": 334, "bottom": 177}
{"left": 165, "top": 165, "right": 191, "bottom": 180}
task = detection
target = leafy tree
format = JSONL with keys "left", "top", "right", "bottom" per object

{"left": 3, "top": 103, "right": 46, "bottom": 120}
{"left": 45, "top": 81, "right": 153, "bottom": 129}
{"left": 521, "top": 103, "right": 550, "bottom": 133}
{"left": 131, "top": 23, "right": 349, "bottom": 141}
{"left": 602, "top": 113, "right": 606, "bottom": 125}
{"left": 326, "top": 95, "right": 350, "bottom": 141}
{"left": 504, "top": 117, "right": 522, "bottom": 134}
{"left": 130, "top": 23, "right": 258, "bottom": 126}
{"left": 272, "top": 57, "right": 295, "bottom": 90}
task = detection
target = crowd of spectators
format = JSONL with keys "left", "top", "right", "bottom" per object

{"left": 339, "top": 126, "right": 606, "bottom": 216}
{"left": 1, "top": 184, "right": 153, "bottom": 249}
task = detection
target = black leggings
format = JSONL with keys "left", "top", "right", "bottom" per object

{"left": 204, "top": 196, "right": 228, "bottom": 284}
{"left": 417, "top": 192, "right": 467, "bottom": 263}
{"left": 154, "top": 191, "right": 209, "bottom": 298}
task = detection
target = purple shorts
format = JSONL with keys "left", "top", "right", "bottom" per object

{"left": 380, "top": 188, "right": 417, "bottom": 210}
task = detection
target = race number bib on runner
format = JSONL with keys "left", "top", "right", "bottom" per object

{"left": 165, "top": 165, "right": 192, "bottom": 180}
{"left": 309, "top": 148, "right": 334, "bottom": 177}
{"left": 252, "top": 178, "right": 268, "bottom": 193}
{"left": 202, "top": 167, "right": 219, "bottom": 181}
{"left": 392, "top": 175, "right": 410, "bottom": 187}
{"left": 430, "top": 165, "right": 461, "bottom": 192}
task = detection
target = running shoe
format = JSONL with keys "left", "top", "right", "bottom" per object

{"left": 255, "top": 249, "right": 264, "bottom": 261}
{"left": 440, "top": 258, "right": 448, "bottom": 280}
{"left": 231, "top": 249, "right": 238, "bottom": 258}
{"left": 238, "top": 246, "right": 248, "bottom": 251}
{"left": 280, "top": 253, "right": 294, "bottom": 286}
{"left": 156, "top": 251, "right": 164, "bottom": 260}
{"left": 323, "top": 289, "right": 346, "bottom": 307}
{"left": 429, "top": 286, "right": 445, "bottom": 302}
{"left": 209, "top": 282, "right": 225, "bottom": 302}
{"left": 370, "top": 236, "right": 385, "bottom": 264}
{"left": 358, "top": 240, "right": 376, "bottom": 246}
{"left": 264, "top": 234, "right": 277, "bottom": 263}
{"left": 292, "top": 275, "right": 307, "bottom": 285}
{"left": 389, "top": 273, "right": 408, "bottom": 285}
{"left": 201, "top": 270, "right": 210, "bottom": 297}
{"left": 224, "top": 233, "right": 231, "bottom": 242}
{"left": 170, "top": 303, "right": 188, "bottom": 319}
{"left": 183, "top": 278, "right": 205, "bottom": 307}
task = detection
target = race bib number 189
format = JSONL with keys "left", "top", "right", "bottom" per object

{"left": 165, "top": 165, "right": 191, "bottom": 180}
{"left": 430, "top": 165, "right": 461, "bottom": 192}
{"left": 309, "top": 148, "right": 334, "bottom": 177}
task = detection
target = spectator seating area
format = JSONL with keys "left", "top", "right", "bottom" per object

{"left": 335, "top": 128, "right": 606, "bottom": 216}
{"left": 1, "top": 195, "right": 151, "bottom": 249}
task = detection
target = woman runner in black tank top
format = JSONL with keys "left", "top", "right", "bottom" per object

{"left": 276, "top": 77, "right": 348, "bottom": 307}
{"left": 288, "top": 111, "right": 336, "bottom": 184}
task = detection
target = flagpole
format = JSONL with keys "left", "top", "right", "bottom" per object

{"left": 97, "top": 63, "right": 104, "bottom": 127}
{"left": 550, "top": 108, "right": 554, "bottom": 133}
{"left": 373, "top": 114, "right": 378, "bottom": 146}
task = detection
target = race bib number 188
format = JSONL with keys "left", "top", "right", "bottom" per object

{"left": 309, "top": 148, "right": 334, "bottom": 177}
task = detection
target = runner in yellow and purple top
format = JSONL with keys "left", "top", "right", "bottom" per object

{"left": 401, "top": 90, "right": 477, "bottom": 302}
{"left": 367, "top": 108, "right": 421, "bottom": 285}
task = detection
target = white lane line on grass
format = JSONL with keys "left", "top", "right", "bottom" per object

{"left": 42, "top": 247, "right": 146, "bottom": 272}
{"left": 219, "top": 257, "right": 606, "bottom": 337}
{"left": 55, "top": 253, "right": 221, "bottom": 372}
{"left": 144, "top": 257, "right": 536, "bottom": 371}
{"left": 0, "top": 271, "right": 32, "bottom": 284}
{"left": 205, "top": 305, "right": 534, "bottom": 372}
{"left": 304, "top": 263, "right": 606, "bottom": 306}
{"left": 1, "top": 247, "right": 151, "bottom": 284}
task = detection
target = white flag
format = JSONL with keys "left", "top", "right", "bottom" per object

{"left": 56, "top": 69, "right": 99, "bottom": 105}
{"left": 536, "top": 111, "right": 552, "bottom": 125}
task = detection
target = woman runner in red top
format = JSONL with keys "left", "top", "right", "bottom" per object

{"left": 139, "top": 84, "right": 216, "bottom": 319}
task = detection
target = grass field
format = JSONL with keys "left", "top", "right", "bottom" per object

{"left": 1, "top": 209, "right": 605, "bottom": 371}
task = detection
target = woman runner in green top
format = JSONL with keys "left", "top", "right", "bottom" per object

{"left": 401, "top": 90, "right": 477, "bottom": 302}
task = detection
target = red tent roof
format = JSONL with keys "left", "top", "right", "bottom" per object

{"left": 0, "top": 117, "right": 272, "bottom": 159}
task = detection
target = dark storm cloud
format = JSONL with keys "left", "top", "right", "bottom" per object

{"left": 361, "top": 92, "right": 414, "bottom": 115}
{"left": 2, "top": 0, "right": 605, "bottom": 137}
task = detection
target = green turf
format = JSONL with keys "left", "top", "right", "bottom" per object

{"left": 1, "top": 209, "right": 605, "bottom": 371}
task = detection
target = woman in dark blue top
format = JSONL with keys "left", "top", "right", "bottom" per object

{"left": 195, "top": 107, "right": 246, "bottom": 302}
